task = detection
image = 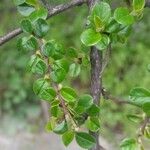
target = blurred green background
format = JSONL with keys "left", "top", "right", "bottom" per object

{"left": 0, "top": 0, "right": 150, "bottom": 149}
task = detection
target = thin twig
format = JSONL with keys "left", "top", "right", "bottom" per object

{"left": 0, "top": 0, "right": 86, "bottom": 46}
{"left": 137, "top": 116, "right": 149, "bottom": 147}
{"left": 99, "top": 44, "right": 111, "bottom": 78}
{"left": 140, "top": 116, "right": 149, "bottom": 135}
{"left": 102, "top": 87, "right": 139, "bottom": 106}
{"left": 40, "top": 0, "right": 50, "bottom": 9}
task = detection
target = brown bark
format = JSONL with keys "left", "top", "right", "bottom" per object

{"left": 87, "top": 0, "right": 103, "bottom": 150}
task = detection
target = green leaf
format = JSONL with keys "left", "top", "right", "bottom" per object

{"left": 51, "top": 105, "right": 62, "bottom": 117}
{"left": 142, "top": 102, "right": 150, "bottom": 116}
{"left": 69, "top": 63, "right": 81, "bottom": 77}
{"left": 50, "top": 68, "right": 67, "bottom": 83}
{"left": 42, "top": 41, "right": 65, "bottom": 60}
{"left": 17, "top": 37, "right": 28, "bottom": 51}
{"left": 31, "top": 58, "right": 47, "bottom": 75}
{"left": 87, "top": 104, "right": 100, "bottom": 116}
{"left": 133, "top": 0, "right": 145, "bottom": 11}
{"left": 117, "top": 26, "right": 132, "bottom": 43}
{"left": 51, "top": 99, "right": 60, "bottom": 107}
{"left": 40, "top": 87, "right": 56, "bottom": 102}
{"left": 33, "top": 18, "right": 49, "bottom": 38}
{"left": 62, "top": 131, "right": 74, "bottom": 146}
{"left": 53, "top": 59, "right": 70, "bottom": 73}
{"left": 45, "top": 117, "right": 56, "bottom": 132}
{"left": 80, "top": 28, "right": 102, "bottom": 46}
{"left": 17, "top": 3, "right": 35, "bottom": 16}
{"left": 26, "top": 0, "right": 37, "bottom": 6}
{"left": 60, "top": 87, "right": 77, "bottom": 103}
{"left": 26, "top": 36, "right": 38, "bottom": 51}
{"left": 75, "top": 94, "right": 93, "bottom": 114}
{"left": 21, "top": 19, "right": 33, "bottom": 33}
{"left": 105, "top": 19, "right": 121, "bottom": 33}
{"left": 91, "top": 2, "right": 111, "bottom": 25}
{"left": 75, "top": 132, "right": 96, "bottom": 149}
{"left": 78, "top": 94, "right": 93, "bottom": 109}
{"left": 17, "top": 36, "right": 38, "bottom": 51}
{"left": 29, "top": 7, "right": 48, "bottom": 22}
{"left": 129, "top": 88, "right": 150, "bottom": 107}
{"left": 13, "top": 0, "right": 25, "bottom": 5}
{"left": 42, "top": 41, "right": 55, "bottom": 57}
{"left": 33, "top": 78, "right": 49, "bottom": 95}
{"left": 96, "top": 34, "right": 110, "bottom": 50}
{"left": 126, "top": 114, "right": 142, "bottom": 123}
{"left": 53, "top": 121, "right": 68, "bottom": 135}
{"left": 86, "top": 117, "right": 100, "bottom": 132}
{"left": 94, "top": 16, "right": 105, "bottom": 32}
{"left": 120, "top": 138, "right": 137, "bottom": 150}
{"left": 66, "top": 47, "right": 78, "bottom": 58}
{"left": 114, "top": 7, "right": 134, "bottom": 25}
{"left": 33, "top": 78, "right": 56, "bottom": 102}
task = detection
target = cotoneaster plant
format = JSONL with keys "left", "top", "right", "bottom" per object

{"left": 0, "top": 0, "right": 150, "bottom": 150}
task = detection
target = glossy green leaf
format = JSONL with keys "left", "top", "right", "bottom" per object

{"left": 50, "top": 68, "right": 67, "bottom": 83}
{"left": 114, "top": 7, "right": 134, "bottom": 25}
{"left": 45, "top": 117, "right": 56, "bottom": 132}
{"left": 26, "top": 0, "right": 37, "bottom": 6}
{"left": 126, "top": 114, "right": 142, "bottom": 123}
{"left": 26, "top": 36, "right": 38, "bottom": 51}
{"left": 42, "top": 41, "right": 55, "bottom": 57}
{"left": 120, "top": 138, "right": 137, "bottom": 150}
{"left": 96, "top": 34, "right": 110, "bottom": 50}
{"left": 91, "top": 2, "right": 111, "bottom": 24}
{"left": 29, "top": 7, "right": 48, "bottom": 22}
{"left": 33, "top": 78, "right": 49, "bottom": 95}
{"left": 80, "top": 28, "right": 102, "bottom": 46}
{"left": 17, "top": 36, "right": 38, "bottom": 51}
{"left": 87, "top": 104, "right": 100, "bottom": 116}
{"left": 69, "top": 63, "right": 81, "bottom": 77}
{"left": 47, "top": 42, "right": 65, "bottom": 60}
{"left": 45, "top": 122, "right": 53, "bottom": 132}
{"left": 40, "top": 87, "right": 56, "bottom": 102}
{"left": 33, "top": 78, "right": 56, "bottom": 102}
{"left": 133, "top": 0, "right": 145, "bottom": 11}
{"left": 94, "top": 15, "right": 105, "bottom": 32}
{"left": 60, "top": 87, "right": 77, "bottom": 103}
{"left": 53, "top": 59, "right": 70, "bottom": 72}
{"left": 51, "top": 105, "right": 62, "bottom": 117}
{"left": 31, "top": 58, "right": 47, "bottom": 75}
{"left": 13, "top": 0, "right": 25, "bottom": 6}
{"left": 62, "top": 131, "right": 74, "bottom": 146}
{"left": 86, "top": 117, "right": 100, "bottom": 132}
{"left": 78, "top": 94, "right": 93, "bottom": 109}
{"left": 117, "top": 26, "right": 132, "bottom": 43}
{"left": 66, "top": 47, "right": 78, "bottom": 58}
{"left": 105, "top": 19, "right": 121, "bottom": 33}
{"left": 53, "top": 121, "right": 68, "bottom": 135}
{"left": 142, "top": 102, "right": 150, "bottom": 116}
{"left": 21, "top": 19, "right": 33, "bottom": 33}
{"left": 129, "top": 88, "right": 150, "bottom": 107}
{"left": 17, "top": 3, "right": 35, "bottom": 16}
{"left": 75, "top": 132, "right": 96, "bottom": 149}
{"left": 17, "top": 37, "right": 28, "bottom": 51}
{"left": 33, "top": 18, "right": 49, "bottom": 38}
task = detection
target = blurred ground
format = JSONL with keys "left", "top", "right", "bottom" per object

{"left": 0, "top": 114, "right": 114, "bottom": 150}
{"left": 0, "top": 133, "right": 113, "bottom": 150}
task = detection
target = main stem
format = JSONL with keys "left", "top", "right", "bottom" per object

{"left": 90, "top": 47, "right": 103, "bottom": 150}
{"left": 87, "top": 1, "right": 103, "bottom": 150}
